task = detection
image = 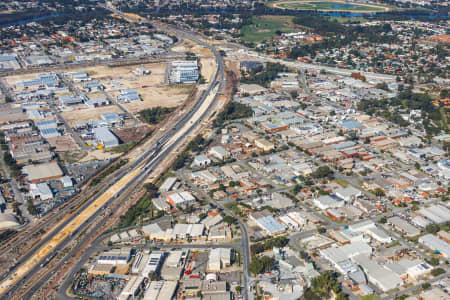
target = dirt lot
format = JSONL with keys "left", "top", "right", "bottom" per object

{"left": 79, "top": 149, "right": 120, "bottom": 162}
{"left": 60, "top": 105, "right": 123, "bottom": 126}
{"left": 200, "top": 57, "right": 216, "bottom": 83}
{"left": 120, "top": 85, "right": 193, "bottom": 114}
{"left": 73, "top": 63, "right": 167, "bottom": 91}
{"left": 4, "top": 72, "right": 47, "bottom": 86}
{"left": 47, "top": 135, "right": 80, "bottom": 152}
{"left": 112, "top": 125, "right": 152, "bottom": 143}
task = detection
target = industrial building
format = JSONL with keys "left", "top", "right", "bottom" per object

{"left": 30, "top": 183, "right": 53, "bottom": 200}
{"left": 159, "top": 177, "right": 178, "bottom": 192}
{"left": 142, "top": 281, "right": 177, "bottom": 300}
{"left": 97, "top": 248, "right": 131, "bottom": 265}
{"left": 22, "top": 161, "right": 64, "bottom": 183}
{"left": 119, "top": 276, "right": 145, "bottom": 300}
{"left": 418, "top": 234, "right": 450, "bottom": 260}
{"left": 208, "top": 146, "right": 230, "bottom": 160}
{"left": 101, "top": 112, "right": 122, "bottom": 126}
{"left": 207, "top": 248, "right": 231, "bottom": 272}
{"left": 170, "top": 61, "right": 199, "bottom": 84}
{"left": 250, "top": 212, "right": 286, "bottom": 236}
{"left": 418, "top": 204, "right": 450, "bottom": 224}
{"left": 166, "top": 191, "right": 196, "bottom": 208}
{"left": 0, "top": 213, "right": 19, "bottom": 229}
{"left": 118, "top": 89, "right": 141, "bottom": 102}
{"left": 93, "top": 127, "right": 119, "bottom": 148}
{"left": 142, "top": 251, "right": 165, "bottom": 276}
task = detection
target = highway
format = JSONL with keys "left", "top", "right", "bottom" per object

{"left": 0, "top": 10, "right": 226, "bottom": 299}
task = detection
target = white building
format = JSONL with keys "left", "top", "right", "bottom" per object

{"left": 207, "top": 248, "right": 231, "bottom": 272}
{"left": 209, "top": 146, "right": 230, "bottom": 160}
{"left": 30, "top": 183, "right": 53, "bottom": 200}
{"left": 167, "top": 191, "right": 196, "bottom": 208}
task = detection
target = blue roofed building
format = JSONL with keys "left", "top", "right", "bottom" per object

{"left": 250, "top": 212, "right": 286, "bottom": 236}
{"left": 93, "top": 127, "right": 119, "bottom": 148}
{"left": 101, "top": 112, "right": 122, "bottom": 126}
{"left": 340, "top": 119, "right": 363, "bottom": 132}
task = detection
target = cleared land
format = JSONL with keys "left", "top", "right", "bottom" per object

{"left": 271, "top": 0, "right": 390, "bottom": 12}
{"left": 79, "top": 149, "right": 121, "bottom": 162}
{"left": 46, "top": 135, "right": 80, "bottom": 152}
{"left": 60, "top": 105, "right": 123, "bottom": 126}
{"left": 77, "top": 63, "right": 166, "bottom": 90}
{"left": 120, "top": 85, "right": 193, "bottom": 114}
{"left": 240, "top": 15, "right": 298, "bottom": 43}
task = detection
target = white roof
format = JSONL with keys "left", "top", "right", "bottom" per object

{"left": 353, "top": 254, "right": 403, "bottom": 292}
{"left": 418, "top": 205, "right": 450, "bottom": 224}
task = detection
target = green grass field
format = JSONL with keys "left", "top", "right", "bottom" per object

{"left": 240, "top": 15, "right": 296, "bottom": 43}
{"left": 275, "top": 1, "right": 387, "bottom": 12}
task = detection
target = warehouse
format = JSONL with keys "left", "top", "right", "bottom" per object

{"left": 167, "top": 191, "right": 196, "bottom": 208}
{"left": 40, "top": 128, "right": 60, "bottom": 139}
{"left": 387, "top": 216, "right": 420, "bottom": 237}
{"left": 35, "top": 119, "right": 57, "bottom": 130}
{"left": 152, "top": 198, "right": 171, "bottom": 212}
{"left": 93, "top": 127, "right": 119, "bottom": 148}
{"left": 30, "top": 183, "right": 53, "bottom": 200}
{"left": 313, "top": 195, "right": 344, "bottom": 210}
{"left": 118, "top": 89, "right": 141, "bottom": 102}
{"left": 209, "top": 146, "right": 230, "bottom": 160}
{"left": 22, "top": 161, "right": 64, "bottom": 183}
{"left": 418, "top": 204, "right": 450, "bottom": 224}
{"left": 352, "top": 254, "right": 403, "bottom": 292}
{"left": 418, "top": 234, "right": 450, "bottom": 260}
{"left": 172, "top": 223, "right": 205, "bottom": 240}
{"left": 334, "top": 186, "right": 362, "bottom": 201}
{"left": 119, "top": 276, "right": 145, "bottom": 300}
{"left": 85, "top": 97, "right": 109, "bottom": 108}
{"left": 160, "top": 177, "right": 178, "bottom": 192}
{"left": 142, "top": 251, "right": 165, "bottom": 276}
{"left": 101, "top": 112, "right": 122, "bottom": 126}
{"left": 98, "top": 248, "right": 131, "bottom": 265}
{"left": 250, "top": 213, "right": 286, "bottom": 236}
{"left": 191, "top": 154, "right": 211, "bottom": 168}
{"left": 207, "top": 248, "right": 231, "bottom": 272}
{"left": 0, "top": 213, "right": 19, "bottom": 229}
{"left": 320, "top": 242, "right": 372, "bottom": 274}
{"left": 143, "top": 281, "right": 177, "bottom": 300}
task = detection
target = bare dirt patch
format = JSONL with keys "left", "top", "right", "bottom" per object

{"left": 79, "top": 149, "right": 120, "bottom": 162}
{"left": 47, "top": 135, "right": 80, "bottom": 152}
{"left": 121, "top": 85, "right": 193, "bottom": 114}
{"left": 60, "top": 105, "right": 123, "bottom": 126}
{"left": 112, "top": 125, "right": 152, "bottom": 143}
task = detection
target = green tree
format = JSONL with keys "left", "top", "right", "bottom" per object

{"left": 311, "top": 166, "right": 333, "bottom": 179}
{"left": 249, "top": 256, "right": 274, "bottom": 274}
{"left": 431, "top": 267, "right": 445, "bottom": 277}
{"left": 426, "top": 224, "right": 440, "bottom": 234}
{"left": 26, "top": 199, "right": 38, "bottom": 216}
